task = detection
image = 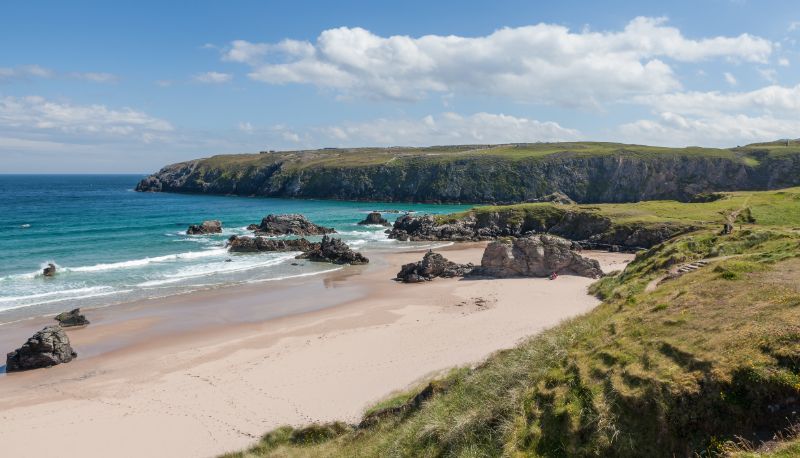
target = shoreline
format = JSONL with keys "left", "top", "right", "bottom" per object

{"left": 0, "top": 243, "right": 633, "bottom": 457}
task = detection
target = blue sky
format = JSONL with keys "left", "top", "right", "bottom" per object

{"left": 2, "top": 0, "right": 800, "bottom": 172}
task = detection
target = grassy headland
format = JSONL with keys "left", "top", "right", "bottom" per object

{"left": 137, "top": 141, "right": 800, "bottom": 204}
{"left": 224, "top": 187, "right": 800, "bottom": 457}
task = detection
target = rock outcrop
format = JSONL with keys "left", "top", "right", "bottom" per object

{"left": 388, "top": 210, "right": 691, "bottom": 250}
{"left": 54, "top": 308, "right": 90, "bottom": 327}
{"left": 227, "top": 235, "right": 317, "bottom": 253}
{"left": 134, "top": 143, "right": 800, "bottom": 204}
{"left": 187, "top": 220, "right": 222, "bottom": 235}
{"left": 251, "top": 214, "right": 335, "bottom": 236}
{"left": 297, "top": 235, "right": 368, "bottom": 265}
{"left": 6, "top": 325, "right": 77, "bottom": 372}
{"left": 42, "top": 263, "right": 57, "bottom": 277}
{"left": 474, "top": 235, "right": 603, "bottom": 279}
{"left": 358, "top": 212, "right": 390, "bottom": 226}
{"left": 396, "top": 251, "right": 474, "bottom": 283}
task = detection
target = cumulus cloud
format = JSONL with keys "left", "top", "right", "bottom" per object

{"left": 193, "top": 71, "right": 233, "bottom": 84}
{"left": 779, "top": 58, "right": 790, "bottom": 66}
{"left": 71, "top": 72, "right": 118, "bottom": 83}
{"left": 623, "top": 83, "right": 800, "bottom": 146}
{"left": 223, "top": 17, "right": 772, "bottom": 105}
{"left": 620, "top": 112, "right": 800, "bottom": 147}
{"left": 0, "top": 95, "right": 173, "bottom": 138}
{"left": 724, "top": 72, "right": 737, "bottom": 86}
{"left": 308, "top": 112, "right": 580, "bottom": 146}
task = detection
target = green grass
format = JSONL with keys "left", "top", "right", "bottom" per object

{"left": 223, "top": 188, "right": 800, "bottom": 458}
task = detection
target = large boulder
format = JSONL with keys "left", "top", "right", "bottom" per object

{"left": 54, "top": 308, "right": 90, "bottom": 327}
{"left": 358, "top": 212, "right": 390, "bottom": 226}
{"left": 252, "top": 214, "right": 335, "bottom": 236}
{"left": 187, "top": 220, "right": 222, "bottom": 235}
{"left": 396, "top": 251, "right": 474, "bottom": 283}
{"left": 228, "top": 235, "right": 317, "bottom": 253}
{"left": 42, "top": 263, "right": 57, "bottom": 277}
{"left": 297, "top": 235, "right": 369, "bottom": 265}
{"left": 475, "top": 234, "right": 602, "bottom": 278}
{"left": 389, "top": 214, "right": 478, "bottom": 241}
{"left": 6, "top": 325, "right": 77, "bottom": 372}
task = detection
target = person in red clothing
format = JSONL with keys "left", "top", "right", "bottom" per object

{"left": 549, "top": 271, "right": 558, "bottom": 280}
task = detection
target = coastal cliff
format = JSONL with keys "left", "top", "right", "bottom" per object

{"left": 136, "top": 142, "right": 800, "bottom": 204}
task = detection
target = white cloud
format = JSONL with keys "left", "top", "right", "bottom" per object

{"left": 192, "top": 71, "right": 233, "bottom": 84}
{"left": 757, "top": 67, "right": 778, "bottom": 83}
{"left": 620, "top": 112, "right": 800, "bottom": 147}
{"left": 779, "top": 57, "right": 790, "bottom": 66}
{"left": 789, "top": 21, "right": 800, "bottom": 32}
{"left": 0, "top": 95, "right": 173, "bottom": 138}
{"left": 311, "top": 112, "right": 580, "bottom": 146}
{"left": 155, "top": 80, "right": 173, "bottom": 87}
{"left": 238, "top": 121, "right": 254, "bottom": 133}
{"left": 223, "top": 17, "right": 772, "bottom": 105}
{"left": 0, "top": 65, "right": 55, "bottom": 80}
{"left": 635, "top": 83, "right": 800, "bottom": 117}
{"left": 70, "top": 72, "right": 118, "bottom": 83}
{"left": 724, "top": 72, "right": 737, "bottom": 86}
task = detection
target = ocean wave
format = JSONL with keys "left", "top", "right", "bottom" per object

{"left": 0, "top": 285, "right": 113, "bottom": 302}
{"left": 67, "top": 248, "right": 229, "bottom": 273}
{"left": 136, "top": 253, "right": 297, "bottom": 287}
{"left": 0, "top": 288, "right": 132, "bottom": 312}
{"left": 245, "top": 266, "right": 344, "bottom": 284}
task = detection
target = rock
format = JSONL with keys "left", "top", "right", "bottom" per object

{"left": 227, "top": 235, "right": 318, "bottom": 253}
{"left": 187, "top": 220, "right": 222, "bottom": 235}
{"left": 358, "top": 212, "right": 390, "bottom": 226}
{"left": 474, "top": 234, "right": 603, "bottom": 279}
{"left": 135, "top": 175, "right": 162, "bottom": 192}
{"left": 297, "top": 235, "right": 369, "bottom": 265}
{"left": 54, "top": 308, "right": 89, "bottom": 327}
{"left": 252, "top": 214, "right": 335, "bottom": 236}
{"left": 389, "top": 214, "right": 478, "bottom": 242}
{"left": 6, "top": 325, "right": 77, "bottom": 372}
{"left": 42, "top": 263, "right": 57, "bottom": 277}
{"left": 246, "top": 224, "right": 259, "bottom": 231}
{"left": 396, "top": 251, "right": 473, "bottom": 283}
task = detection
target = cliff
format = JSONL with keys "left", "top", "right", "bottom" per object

{"left": 136, "top": 142, "right": 800, "bottom": 204}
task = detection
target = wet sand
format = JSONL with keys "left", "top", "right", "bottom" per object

{"left": 0, "top": 243, "right": 633, "bottom": 457}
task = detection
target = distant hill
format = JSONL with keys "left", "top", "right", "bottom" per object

{"left": 136, "top": 142, "right": 800, "bottom": 204}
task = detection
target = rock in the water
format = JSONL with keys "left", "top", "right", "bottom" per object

{"left": 252, "top": 214, "right": 335, "bottom": 236}
{"left": 54, "top": 308, "right": 89, "bottom": 327}
{"left": 187, "top": 220, "right": 222, "bottom": 235}
{"left": 42, "top": 263, "right": 57, "bottom": 277}
{"left": 396, "top": 251, "right": 473, "bottom": 283}
{"left": 6, "top": 325, "right": 77, "bottom": 372}
{"left": 474, "top": 234, "right": 602, "bottom": 278}
{"left": 297, "top": 235, "right": 368, "bottom": 265}
{"left": 246, "top": 223, "right": 259, "bottom": 231}
{"left": 228, "top": 235, "right": 318, "bottom": 253}
{"left": 358, "top": 212, "right": 390, "bottom": 226}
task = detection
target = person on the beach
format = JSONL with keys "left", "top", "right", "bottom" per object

{"left": 549, "top": 272, "right": 558, "bottom": 280}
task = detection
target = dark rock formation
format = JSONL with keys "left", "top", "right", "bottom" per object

{"left": 473, "top": 235, "right": 603, "bottom": 279}
{"left": 297, "top": 235, "right": 369, "bottom": 265}
{"left": 388, "top": 210, "right": 691, "bottom": 250}
{"left": 251, "top": 214, "right": 335, "bottom": 236}
{"left": 396, "top": 251, "right": 474, "bottom": 283}
{"left": 54, "top": 308, "right": 90, "bottom": 327}
{"left": 134, "top": 143, "right": 800, "bottom": 204}
{"left": 531, "top": 191, "right": 576, "bottom": 205}
{"left": 6, "top": 325, "right": 77, "bottom": 372}
{"left": 358, "top": 212, "right": 390, "bottom": 226}
{"left": 246, "top": 224, "right": 259, "bottom": 231}
{"left": 42, "top": 263, "right": 57, "bottom": 277}
{"left": 227, "top": 235, "right": 317, "bottom": 253}
{"left": 186, "top": 220, "right": 222, "bottom": 235}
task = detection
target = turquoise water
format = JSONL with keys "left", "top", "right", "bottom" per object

{"left": 0, "top": 175, "right": 470, "bottom": 323}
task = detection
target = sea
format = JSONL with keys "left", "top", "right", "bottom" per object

{"left": 0, "top": 175, "right": 470, "bottom": 324}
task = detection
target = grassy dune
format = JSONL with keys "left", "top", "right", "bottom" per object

{"left": 224, "top": 187, "right": 800, "bottom": 457}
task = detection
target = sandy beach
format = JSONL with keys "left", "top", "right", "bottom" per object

{"left": 0, "top": 243, "right": 632, "bottom": 458}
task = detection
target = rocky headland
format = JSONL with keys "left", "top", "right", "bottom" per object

{"left": 135, "top": 142, "right": 800, "bottom": 204}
